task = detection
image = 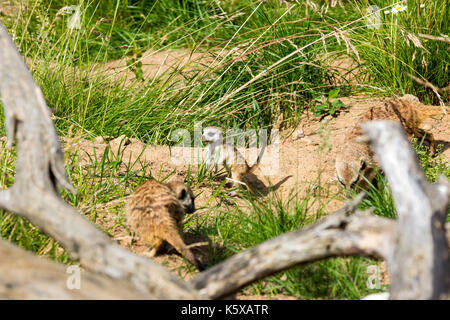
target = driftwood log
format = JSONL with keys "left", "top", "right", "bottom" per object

{"left": 0, "top": 21, "right": 449, "bottom": 300}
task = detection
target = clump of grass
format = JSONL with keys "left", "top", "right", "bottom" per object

{"left": 347, "top": 0, "right": 449, "bottom": 103}
{"left": 224, "top": 191, "right": 318, "bottom": 249}
{"left": 415, "top": 139, "right": 450, "bottom": 182}
{"left": 0, "top": 212, "right": 73, "bottom": 263}
{"left": 1, "top": 0, "right": 344, "bottom": 143}
{"left": 190, "top": 185, "right": 385, "bottom": 299}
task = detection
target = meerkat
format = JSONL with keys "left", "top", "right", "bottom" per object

{"left": 335, "top": 94, "right": 445, "bottom": 189}
{"left": 202, "top": 126, "right": 266, "bottom": 187}
{"left": 126, "top": 179, "right": 204, "bottom": 271}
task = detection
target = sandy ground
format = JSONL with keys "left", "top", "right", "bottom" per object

{"left": 96, "top": 47, "right": 242, "bottom": 86}
{"left": 65, "top": 94, "right": 450, "bottom": 209}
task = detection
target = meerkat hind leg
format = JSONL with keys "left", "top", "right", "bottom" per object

{"left": 146, "top": 238, "right": 164, "bottom": 257}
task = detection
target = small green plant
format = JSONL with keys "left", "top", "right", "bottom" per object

{"left": 312, "top": 88, "right": 348, "bottom": 119}
{"left": 126, "top": 46, "right": 144, "bottom": 82}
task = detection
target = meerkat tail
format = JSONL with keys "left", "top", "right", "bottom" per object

{"left": 248, "top": 143, "right": 267, "bottom": 174}
{"left": 166, "top": 229, "right": 204, "bottom": 271}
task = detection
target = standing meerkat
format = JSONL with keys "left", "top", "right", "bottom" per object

{"left": 126, "top": 179, "right": 204, "bottom": 271}
{"left": 335, "top": 94, "right": 446, "bottom": 189}
{"left": 202, "top": 126, "right": 266, "bottom": 187}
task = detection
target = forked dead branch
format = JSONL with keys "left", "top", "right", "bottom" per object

{"left": 0, "top": 22, "right": 448, "bottom": 300}
{"left": 0, "top": 22, "right": 202, "bottom": 300}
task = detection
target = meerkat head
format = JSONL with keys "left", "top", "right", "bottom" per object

{"left": 335, "top": 158, "right": 367, "bottom": 189}
{"left": 166, "top": 180, "right": 196, "bottom": 214}
{"left": 335, "top": 142, "right": 375, "bottom": 189}
{"left": 202, "top": 126, "right": 223, "bottom": 144}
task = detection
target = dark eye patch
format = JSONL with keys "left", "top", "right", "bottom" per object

{"left": 360, "top": 161, "right": 367, "bottom": 171}
{"left": 179, "top": 189, "right": 187, "bottom": 200}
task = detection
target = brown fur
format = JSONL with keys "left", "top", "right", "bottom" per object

{"left": 126, "top": 179, "right": 204, "bottom": 271}
{"left": 335, "top": 95, "right": 444, "bottom": 189}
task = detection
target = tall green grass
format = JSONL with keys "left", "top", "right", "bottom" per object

{"left": 0, "top": 1, "right": 339, "bottom": 142}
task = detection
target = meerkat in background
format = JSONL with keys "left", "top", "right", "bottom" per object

{"left": 126, "top": 179, "right": 204, "bottom": 271}
{"left": 335, "top": 94, "right": 445, "bottom": 189}
{"left": 202, "top": 126, "right": 266, "bottom": 187}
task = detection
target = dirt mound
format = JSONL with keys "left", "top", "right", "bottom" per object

{"left": 63, "top": 95, "right": 450, "bottom": 211}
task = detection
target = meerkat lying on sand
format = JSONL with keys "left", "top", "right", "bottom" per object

{"left": 335, "top": 94, "right": 445, "bottom": 189}
{"left": 126, "top": 179, "right": 204, "bottom": 271}
{"left": 202, "top": 126, "right": 266, "bottom": 187}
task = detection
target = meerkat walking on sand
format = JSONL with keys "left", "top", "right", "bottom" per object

{"left": 126, "top": 179, "right": 204, "bottom": 271}
{"left": 335, "top": 94, "right": 445, "bottom": 189}
{"left": 202, "top": 126, "right": 266, "bottom": 187}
